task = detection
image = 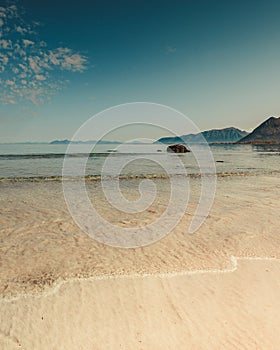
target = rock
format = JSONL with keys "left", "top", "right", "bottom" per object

{"left": 167, "top": 144, "right": 190, "bottom": 153}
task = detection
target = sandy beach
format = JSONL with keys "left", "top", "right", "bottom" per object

{"left": 1, "top": 174, "right": 280, "bottom": 349}
{"left": 2, "top": 0, "right": 280, "bottom": 347}
{"left": 1, "top": 258, "right": 280, "bottom": 349}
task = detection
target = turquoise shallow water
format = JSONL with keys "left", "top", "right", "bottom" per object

{"left": 0, "top": 143, "right": 280, "bottom": 179}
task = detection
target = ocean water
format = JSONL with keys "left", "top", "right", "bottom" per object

{"left": 0, "top": 143, "right": 280, "bottom": 179}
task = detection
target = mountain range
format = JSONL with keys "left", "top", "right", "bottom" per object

{"left": 156, "top": 127, "right": 248, "bottom": 144}
{"left": 156, "top": 116, "right": 280, "bottom": 144}
{"left": 45, "top": 116, "right": 280, "bottom": 145}
{"left": 3, "top": 117, "right": 279, "bottom": 145}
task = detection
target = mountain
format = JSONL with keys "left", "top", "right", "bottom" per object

{"left": 49, "top": 139, "right": 122, "bottom": 145}
{"left": 238, "top": 117, "right": 280, "bottom": 144}
{"left": 156, "top": 127, "right": 248, "bottom": 144}
{"left": 50, "top": 139, "right": 70, "bottom": 144}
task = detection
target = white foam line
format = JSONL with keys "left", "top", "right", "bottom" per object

{"left": 1, "top": 256, "right": 279, "bottom": 303}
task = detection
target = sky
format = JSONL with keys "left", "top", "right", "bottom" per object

{"left": 1, "top": 0, "right": 280, "bottom": 142}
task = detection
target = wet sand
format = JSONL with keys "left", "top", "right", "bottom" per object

{"left": 1, "top": 258, "right": 280, "bottom": 349}
{"left": 0, "top": 174, "right": 280, "bottom": 348}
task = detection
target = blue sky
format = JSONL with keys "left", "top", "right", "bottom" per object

{"left": 1, "top": 0, "right": 280, "bottom": 142}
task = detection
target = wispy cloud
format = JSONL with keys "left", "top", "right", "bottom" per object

{"left": 165, "top": 46, "right": 177, "bottom": 54}
{"left": 0, "top": 2, "right": 88, "bottom": 105}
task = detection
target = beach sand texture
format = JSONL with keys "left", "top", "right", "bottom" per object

{"left": 1, "top": 259, "right": 280, "bottom": 349}
{"left": 0, "top": 174, "right": 280, "bottom": 349}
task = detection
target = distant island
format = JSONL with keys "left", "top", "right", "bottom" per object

{"left": 49, "top": 140, "right": 146, "bottom": 145}
{"left": 49, "top": 139, "right": 122, "bottom": 145}
{"left": 155, "top": 127, "right": 248, "bottom": 144}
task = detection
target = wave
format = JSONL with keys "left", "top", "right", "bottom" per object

{"left": 0, "top": 152, "right": 175, "bottom": 160}
{"left": 0, "top": 153, "right": 115, "bottom": 160}
{"left": 0, "top": 171, "right": 271, "bottom": 183}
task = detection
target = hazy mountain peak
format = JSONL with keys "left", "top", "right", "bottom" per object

{"left": 238, "top": 116, "right": 280, "bottom": 144}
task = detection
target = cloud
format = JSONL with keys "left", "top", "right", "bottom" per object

{"left": 0, "top": 1, "right": 88, "bottom": 105}
{"left": 6, "top": 80, "right": 14, "bottom": 85}
{"left": 35, "top": 74, "right": 46, "bottom": 81}
{"left": 166, "top": 46, "right": 177, "bottom": 54}
{"left": 23, "top": 39, "right": 34, "bottom": 47}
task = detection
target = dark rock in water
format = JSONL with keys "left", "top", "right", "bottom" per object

{"left": 167, "top": 144, "right": 190, "bottom": 153}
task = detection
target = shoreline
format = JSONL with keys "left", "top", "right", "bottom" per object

{"left": 1, "top": 174, "right": 280, "bottom": 298}
{"left": 1, "top": 255, "right": 279, "bottom": 303}
{"left": 1, "top": 258, "right": 280, "bottom": 349}
{"left": 0, "top": 171, "right": 267, "bottom": 183}
{"left": 1, "top": 168, "right": 280, "bottom": 350}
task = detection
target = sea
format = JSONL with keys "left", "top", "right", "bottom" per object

{"left": 0, "top": 142, "right": 280, "bottom": 179}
